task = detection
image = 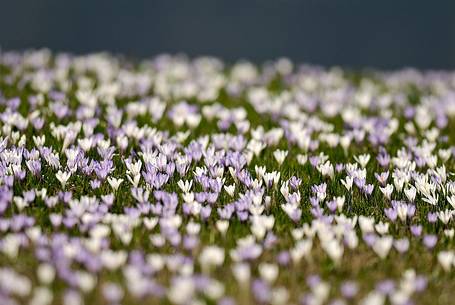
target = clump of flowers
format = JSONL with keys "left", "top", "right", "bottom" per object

{"left": 0, "top": 50, "right": 453, "bottom": 305}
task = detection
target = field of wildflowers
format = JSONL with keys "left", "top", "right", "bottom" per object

{"left": 1, "top": 49, "right": 455, "bottom": 305}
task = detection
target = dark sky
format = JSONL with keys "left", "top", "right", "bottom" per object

{"left": 1, "top": 0, "right": 455, "bottom": 69}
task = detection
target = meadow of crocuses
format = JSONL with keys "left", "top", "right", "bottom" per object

{"left": 0, "top": 50, "right": 455, "bottom": 305}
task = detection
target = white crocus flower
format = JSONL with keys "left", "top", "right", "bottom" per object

{"left": 340, "top": 135, "right": 352, "bottom": 152}
{"left": 199, "top": 246, "right": 225, "bottom": 272}
{"left": 224, "top": 184, "right": 235, "bottom": 197}
{"left": 37, "top": 264, "right": 55, "bottom": 284}
{"left": 426, "top": 155, "right": 438, "bottom": 169}
{"left": 33, "top": 135, "right": 46, "bottom": 147}
{"left": 438, "top": 148, "right": 452, "bottom": 162}
{"left": 264, "top": 171, "right": 280, "bottom": 187}
{"left": 100, "top": 250, "right": 127, "bottom": 270}
{"left": 291, "top": 228, "right": 304, "bottom": 240}
{"left": 13, "top": 196, "right": 28, "bottom": 211}
{"left": 438, "top": 209, "right": 453, "bottom": 225}
{"left": 186, "top": 222, "right": 200, "bottom": 235}
{"left": 422, "top": 192, "right": 439, "bottom": 206}
{"left": 1, "top": 235, "right": 21, "bottom": 258}
{"left": 177, "top": 179, "right": 193, "bottom": 193}
{"left": 354, "top": 153, "right": 370, "bottom": 168}
{"left": 290, "top": 239, "right": 313, "bottom": 263}
{"left": 216, "top": 220, "right": 229, "bottom": 236}
{"left": 375, "top": 221, "right": 389, "bottom": 235}
{"left": 322, "top": 239, "right": 344, "bottom": 264}
{"left": 143, "top": 217, "right": 158, "bottom": 230}
{"left": 232, "top": 263, "right": 250, "bottom": 284}
{"left": 273, "top": 149, "right": 288, "bottom": 166}
{"left": 56, "top": 170, "right": 71, "bottom": 188}
{"left": 312, "top": 281, "right": 330, "bottom": 304}
{"left": 396, "top": 203, "right": 409, "bottom": 222}
{"left": 247, "top": 139, "right": 266, "bottom": 156}
{"left": 296, "top": 154, "right": 308, "bottom": 165}
{"left": 125, "top": 159, "right": 142, "bottom": 177}
{"left": 280, "top": 182, "right": 289, "bottom": 199}
{"left": 107, "top": 177, "right": 124, "bottom": 192}
{"left": 271, "top": 287, "right": 289, "bottom": 305}
{"left": 438, "top": 251, "right": 455, "bottom": 271}
{"left": 75, "top": 271, "right": 96, "bottom": 293}
{"left": 127, "top": 174, "right": 140, "bottom": 188}
{"left": 380, "top": 184, "right": 394, "bottom": 200}
{"left": 258, "top": 263, "right": 278, "bottom": 283}
{"left": 444, "top": 229, "right": 454, "bottom": 239}
{"left": 255, "top": 165, "right": 266, "bottom": 179}
{"left": 334, "top": 196, "right": 345, "bottom": 212}
{"left": 318, "top": 161, "right": 334, "bottom": 179}
{"left": 116, "top": 135, "right": 129, "bottom": 150}
{"left": 167, "top": 276, "right": 195, "bottom": 305}
{"left": 361, "top": 292, "right": 385, "bottom": 305}
{"left": 372, "top": 236, "right": 393, "bottom": 259}
{"left": 78, "top": 138, "right": 93, "bottom": 152}
{"left": 358, "top": 216, "right": 375, "bottom": 234}
{"left": 404, "top": 185, "right": 416, "bottom": 202}
{"left": 341, "top": 176, "right": 353, "bottom": 191}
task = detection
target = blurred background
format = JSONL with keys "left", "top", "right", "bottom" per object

{"left": 1, "top": 0, "right": 454, "bottom": 69}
